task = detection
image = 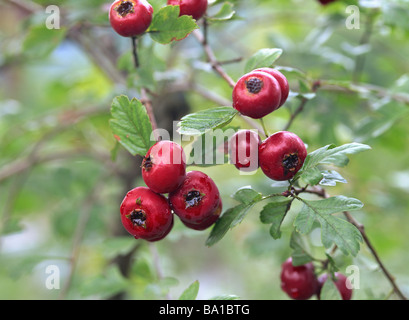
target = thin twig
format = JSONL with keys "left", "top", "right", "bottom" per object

{"left": 131, "top": 36, "right": 140, "bottom": 68}
{"left": 130, "top": 37, "right": 159, "bottom": 142}
{"left": 283, "top": 97, "right": 309, "bottom": 131}
{"left": 192, "top": 29, "right": 236, "bottom": 88}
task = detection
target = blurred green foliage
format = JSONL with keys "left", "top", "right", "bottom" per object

{"left": 0, "top": 0, "right": 409, "bottom": 300}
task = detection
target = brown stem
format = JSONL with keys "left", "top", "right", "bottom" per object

{"left": 295, "top": 186, "right": 407, "bottom": 300}
{"left": 343, "top": 211, "right": 407, "bottom": 300}
{"left": 141, "top": 87, "right": 159, "bottom": 141}
{"left": 283, "top": 97, "right": 309, "bottom": 131}
{"left": 131, "top": 36, "right": 140, "bottom": 68}
{"left": 192, "top": 29, "right": 236, "bottom": 88}
{"left": 130, "top": 37, "right": 159, "bottom": 142}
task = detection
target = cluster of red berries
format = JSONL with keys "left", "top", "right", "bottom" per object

{"left": 280, "top": 258, "right": 353, "bottom": 300}
{"left": 230, "top": 68, "right": 307, "bottom": 181}
{"left": 109, "top": 0, "right": 208, "bottom": 38}
{"left": 120, "top": 140, "right": 222, "bottom": 241}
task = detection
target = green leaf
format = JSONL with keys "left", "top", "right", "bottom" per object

{"left": 244, "top": 48, "right": 283, "bottom": 73}
{"left": 295, "top": 142, "right": 371, "bottom": 184}
{"left": 179, "top": 280, "right": 200, "bottom": 300}
{"left": 109, "top": 95, "right": 154, "bottom": 156}
{"left": 319, "top": 170, "right": 347, "bottom": 186}
{"left": 178, "top": 107, "right": 238, "bottom": 135}
{"left": 293, "top": 203, "right": 316, "bottom": 234}
{"left": 23, "top": 24, "right": 67, "bottom": 59}
{"left": 208, "top": 2, "right": 236, "bottom": 21}
{"left": 148, "top": 5, "right": 198, "bottom": 44}
{"left": 206, "top": 187, "right": 265, "bottom": 246}
{"left": 300, "top": 166, "right": 323, "bottom": 185}
{"left": 320, "top": 277, "right": 342, "bottom": 300}
{"left": 206, "top": 204, "right": 250, "bottom": 246}
{"left": 290, "top": 231, "right": 314, "bottom": 266}
{"left": 294, "top": 196, "right": 364, "bottom": 256}
{"left": 259, "top": 197, "right": 292, "bottom": 239}
{"left": 232, "top": 187, "right": 263, "bottom": 205}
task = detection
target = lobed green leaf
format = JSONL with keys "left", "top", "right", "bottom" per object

{"left": 294, "top": 196, "right": 364, "bottom": 256}
{"left": 148, "top": 6, "right": 198, "bottom": 44}
{"left": 179, "top": 280, "right": 200, "bottom": 300}
{"left": 259, "top": 197, "right": 292, "bottom": 239}
{"left": 244, "top": 48, "right": 283, "bottom": 73}
{"left": 109, "top": 95, "right": 154, "bottom": 156}
{"left": 178, "top": 107, "right": 238, "bottom": 135}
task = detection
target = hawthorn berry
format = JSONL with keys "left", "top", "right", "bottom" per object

{"left": 254, "top": 68, "right": 289, "bottom": 107}
{"left": 167, "top": 0, "right": 208, "bottom": 21}
{"left": 318, "top": 0, "right": 337, "bottom": 5}
{"left": 120, "top": 187, "right": 174, "bottom": 241}
{"left": 232, "top": 71, "right": 282, "bottom": 119}
{"left": 317, "top": 272, "right": 353, "bottom": 300}
{"left": 109, "top": 0, "right": 153, "bottom": 38}
{"left": 169, "top": 171, "right": 221, "bottom": 230}
{"left": 280, "top": 257, "right": 319, "bottom": 300}
{"left": 259, "top": 131, "right": 307, "bottom": 181}
{"left": 181, "top": 199, "right": 222, "bottom": 230}
{"left": 142, "top": 140, "right": 186, "bottom": 194}
{"left": 229, "top": 130, "right": 261, "bottom": 172}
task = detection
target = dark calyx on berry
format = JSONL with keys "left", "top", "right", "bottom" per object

{"left": 128, "top": 209, "right": 147, "bottom": 227}
{"left": 185, "top": 190, "right": 202, "bottom": 209}
{"left": 245, "top": 77, "right": 263, "bottom": 94}
{"left": 142, "top": 155, "right": 153, "bottom": 171}
{"left": 282, "top": 153, "right": 299, "bottom": 172}
{"left": 116, "top": 1, "right": 135, "bottom": 17}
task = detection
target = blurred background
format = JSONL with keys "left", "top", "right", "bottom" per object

{"left": 0, "top": 0, "right": 409, "bottom": 299}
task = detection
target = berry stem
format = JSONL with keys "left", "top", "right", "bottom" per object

{"left": 131, "top": 36, "right": 140, "bottom": 68}
{"left": 259, "top": 118, "right": 269, "bottom": 138}
{"left": 192, "top": 29, "right": 236, "bottom": 88}
{"left": 130, "top": 36, "right": 159, "bottom": 141}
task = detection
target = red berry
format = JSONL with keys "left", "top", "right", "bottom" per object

{"left": 254, "top": 68, "right": 289, "bottom": 107}
{"left": 317, "top": 272, "right": 353, "bottom": 300}
{"left": 142, "top": 140, "right": 187, "bottom": 194}
{"left": 120, "top": 187, "right": 173, "bottom": 241}
{"left": 167, "top": 0, "right": 208, "bottom": 21}
{"left": 229, "top": 130, "right": 261, "bottom": 172}
{"left": 232, "top": 71, "right": 282, "bottom": 119}
{"left": 109, "top": 0, "right": 153, "bottom": 37}
{"left": 181, "top": 199, "right": 222, "bottom": 230}
{"left": 259, "top": 131, "right": 307, "bottom": 181}
{"left": 280, "top": 257, "right": 318, "bottom": 300}
{"left": 318, "top": 0, "right": 337, "bottom": 5}
{"left": 169, "top": 171, "right": 221, "bottom": 229}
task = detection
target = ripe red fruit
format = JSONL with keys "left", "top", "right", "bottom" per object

{"left": 280, "top": 257, "right": 319, "bottom": 300}
{"left": 232, "top": 71, "right": 282, "bottom": 119}
{"left": 254, "top": 68, "right": 289, "bottom": 107}
{"left": 317, "top": 272, "right": 353, "bottom": 300}
{"left": 167, "top": 0, "right": 208, "bottom": 21}
{"left": 181, "top": 199, "right": 222, "bottom": 230}
{"left": 318, "top": 0, "right": 337, "bottom": 5}
{"left": 229, "top": 130, "right": 261, "bottom": 172}
{"left": 169, "top": 171, "right": 221, "bottom": 230}
{"left": 109, "top": 0, "right": 153, "bottom": 37}
{"left": 120, "top": 187, "right": 174, "bottom": 241}
{"left": 259, "top": 131, "right": 307, "bottom": 181}
{"left": 142, "top": 140, "right": 186, "bottom": 194}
